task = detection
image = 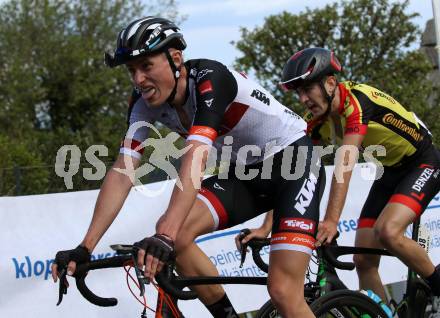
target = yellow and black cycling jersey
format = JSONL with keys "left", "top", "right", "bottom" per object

{"left": 305, "top": 81, "right": 432, "bottom": 167}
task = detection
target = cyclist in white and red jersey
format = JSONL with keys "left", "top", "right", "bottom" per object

{"left": 52, "top": 17, "right": 324, "bottom": 318}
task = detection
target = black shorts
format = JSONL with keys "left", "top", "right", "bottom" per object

{"left": 198, "top": 136, "right": 325, "bottom": 255}
{"left": 359, "top": 144, "right": 440, "bottom": 228}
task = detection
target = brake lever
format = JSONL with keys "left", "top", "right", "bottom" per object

{"left": 132, "top": 247, "right": 148, "bottom": 296}
{"left": 239, "top": 243, "right": 248, "bottom": 268}
{"left": 239, "top": 229, "right": 251, "bottom": 268}
{"left": 56, "top": 268, "right": 68, "bottom": 306}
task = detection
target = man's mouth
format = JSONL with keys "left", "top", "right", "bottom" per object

{"left": 307, "top": 103, "right": 319, "bottom": 112}
{"left": 140, "top": 87, "right": 156, "bottom": 100}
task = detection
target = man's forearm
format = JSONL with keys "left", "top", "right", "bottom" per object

{"left": 261, "top": 210, "right": 273, "bottom": 234}
{"left": 324, "top": 171, "right": 352, "bottom": 223}
{"left": 81, "top": 161, "right": 135, "bottom": 251}
{"left": 157, "top": 141, "right": 209, "bottom": 239}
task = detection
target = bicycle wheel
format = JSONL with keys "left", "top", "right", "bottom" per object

{"left": 310, "top": 290, "right": 389, "bottom": 318}
{"left": 256, "top": 290, "right": 389, "bottom": 318}
{"left": 255, "top": 300, "right": 279, "bottom": 318}
{"left": 396, "top": 279, "right": 432, "bottom": 318}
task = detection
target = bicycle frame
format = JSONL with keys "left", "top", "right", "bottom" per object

{"left": 317, "top": 220, "right": 434, "bottom": 318}
{"left": 393, "top": 218, "right": 433, "bottom": 318}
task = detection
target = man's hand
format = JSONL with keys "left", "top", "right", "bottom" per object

{"left": 315, "top": 220, "right": 338, "bottom": 247}
{"left": 235, "top": 227, "right": 270, "bottom": 251}
{"left": 51, "top": 245, "right": 91, "bottom": 283}
{"left": 134, "top": 234, "right": 175, "bottom": 281}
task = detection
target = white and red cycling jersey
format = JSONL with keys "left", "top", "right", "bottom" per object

{"left": 120, "top": 59, "right": 323, "bottom": 254}
{"left": 121, "top": 58, "right": 306, "bottom": 164}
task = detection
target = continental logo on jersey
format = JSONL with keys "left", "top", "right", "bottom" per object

{"left": 188, "top": 125, "right": 218, "bottom": 141}
{"left": 382, "top": 113, "right": 423, "bottom": 142}
{"left": 371, "top": 91, "right": 396, "bottom": 104}
{"left": 250, "top": 89, "right": 270, "bottom": 105}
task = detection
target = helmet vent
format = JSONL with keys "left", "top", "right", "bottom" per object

{"left": 307, "top": 58, "right": 317, "bottom": 73}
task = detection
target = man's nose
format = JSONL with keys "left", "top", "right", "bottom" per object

{"left": 133, "top": 69, "right": 147, "bottom": 86}
{"left": 298, "top": 91, "right": 309, "bottom": 104}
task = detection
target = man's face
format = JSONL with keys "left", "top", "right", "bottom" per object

{"left": 126, "top": 52, "right": 175, "bottom": 107}
{"left": 296, "top": 82, "right": 329, "bottom": 118}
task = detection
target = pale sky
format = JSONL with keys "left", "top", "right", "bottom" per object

{"left": 177, "top": 0, "right": 435, "bottom": 67}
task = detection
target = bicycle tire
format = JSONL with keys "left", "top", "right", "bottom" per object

{"left": 255, "top": 290, "right": 389, "bottom": 318}
{"left": 397, "top": 279, "right": 432, "bottom": 318}
{"left": 412, "top": 281, "right": 431, "bottom": 318}
{"left": 255, "top": 300, "right": 278, "bottom": 318}
{"left": 311, "top": 290, "right": 389, "bottom": 317}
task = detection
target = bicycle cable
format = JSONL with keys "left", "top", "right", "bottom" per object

{"left": 124, "top": 265, "right": 181, "bottom": 318}
{"left": 124, "top": 266, "right": 155, "bottom": 313}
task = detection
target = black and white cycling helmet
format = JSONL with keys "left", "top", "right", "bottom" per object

{"left": 280, "top": 47, "right": 342, "bottom": 91}
{"left": 105, "top": 16, "right": 186, "bottom": 68}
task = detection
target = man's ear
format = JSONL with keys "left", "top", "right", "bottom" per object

{"left": 169, "top": 48, "right": 183, "bottom": 67}
{"left": 325, "top": 75, "right": 337, "bottom": 93}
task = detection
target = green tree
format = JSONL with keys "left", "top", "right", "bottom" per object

{"left": 234, "top": 0, "right": 438, "bottom": 143}
{"left": 0, "top": 134, "right": 49, "bottom": 195}
{"left": 0, "top": 0, "right": 183, "bottom": 195}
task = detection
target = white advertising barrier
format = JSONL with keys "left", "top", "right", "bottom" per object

{"left": 1, "top": 163, "right": 440, "bottom": 317}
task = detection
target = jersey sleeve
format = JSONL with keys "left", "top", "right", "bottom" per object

{"left": 187, "top": 61, "right": 238, "bottom": 145}
{"left": 120, "top": 90, "right": 156, "bottom": 159}
{"left": 342, "top": 88, "right": 370, "bottom": 136}
{"left": 303, "top": 111, "right": 324, "bottom": 144}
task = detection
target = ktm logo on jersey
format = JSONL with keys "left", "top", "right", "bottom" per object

{"left": 250, "top": 89, "right": 270, "bottom": 105}
{"left": 294, "top": 174, "right": 317, "bottom": 214}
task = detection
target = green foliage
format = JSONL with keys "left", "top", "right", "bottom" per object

{"left": 0, "top": 134, "right": 49, "bottom": 195}
{"left": 0, "top": 0, "right": 182, "bottom": 195}
{"left": 234, "top": 0, "right": 439, "bottom": 143}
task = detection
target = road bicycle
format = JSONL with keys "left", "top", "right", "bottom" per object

{"left": 56, "top": 236, "right": 388, "bottom": 317}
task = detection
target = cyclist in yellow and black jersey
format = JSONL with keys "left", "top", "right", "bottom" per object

{"left": 304, "top": 80, "right": 432, "bottom": 167}
{"left": 280, "top": 47, "right": 440, "bottom": 302}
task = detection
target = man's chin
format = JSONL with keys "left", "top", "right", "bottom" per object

{"left": 143, "top": 96, "right": 163, "bottom": 107}
{"left": 311, "top": 110, "right": 323, "bottom": 117}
